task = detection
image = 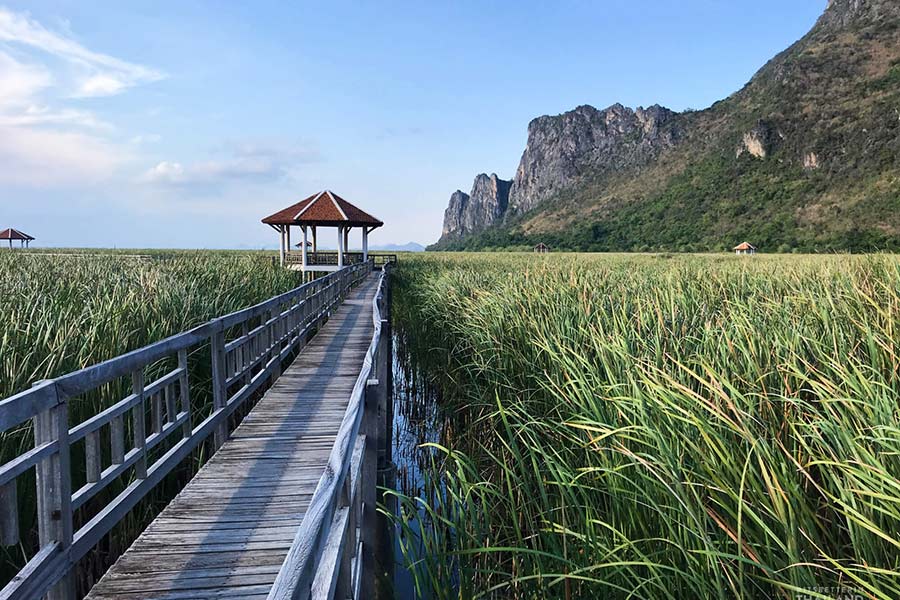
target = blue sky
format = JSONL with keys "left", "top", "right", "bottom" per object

{"left": 0, "top": 1, "right": 825, "bottom": 249}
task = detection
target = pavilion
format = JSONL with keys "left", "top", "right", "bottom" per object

{"left": 0, "top": 228, "right": 34, "bottom": 249}
{"left": 262, "top": 190, "right": 383, "bottom": 272}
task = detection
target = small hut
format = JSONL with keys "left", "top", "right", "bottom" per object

{"left": 733, "top": 242, "right": 757, "bottom": 255}
{"left": 262, "top": 190, "right": 383, "bottom": 272}
{"left": 0, "top": 228, "right": 34, "bottom": 249}
{"left": 533, "top": 242, "right": 550, "bottom": 254}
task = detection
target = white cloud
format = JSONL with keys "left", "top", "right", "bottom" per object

{"left": 0, "top": 104, "right": 111, "bottom": 129}
{"left": 0, "top": 125, "right": 126, "bottom": 186}
{"left": 0, "top": 8, "right": 164, "bottom": 186}
{"left": 130, "top": 133, "right": 161, "bottom": 144}
{"left": 141, "top": 141, "right": 321, "bottom": 188}
{"left": 0, "top": 50, "right": 51, "bottom": 107}
{"left": 0, "top": 7, "right": 165, "bottom": 98}
{"left": 141, "top": 156, "right": 288, "bottom": 186}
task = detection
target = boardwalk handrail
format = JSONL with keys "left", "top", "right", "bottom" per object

{"left": 268, "top": 263, "right": 391, "bottom": 600}
{"left": 0, "top": 261, "right": 372, "bottom": 600}
{"left": 285, "top": 251, "right": 398, "bottom": 269}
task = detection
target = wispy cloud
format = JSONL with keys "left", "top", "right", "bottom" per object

{"left": 140, "top": 141, "right": 321, "bottom": 188}
{"left": 0, "top": 7, "right": 164, "bottom": 186}
{"left": 130, "top": 133, "right": 161, "bottom": 145}
{"left": 0, "top": 125, "right": 124, "bottom": 186}
{"left": 0, "top": 7, "right": 165, "bottom": 98}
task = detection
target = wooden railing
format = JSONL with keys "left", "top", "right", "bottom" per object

{"left": 0, "top": 261, "right": 373, "bottom": 600}
{"left": 268, "top": 263, "right": 391, "bottom": 600}
{"left": 284, "top": 252, "right": 397, "bottom": 269}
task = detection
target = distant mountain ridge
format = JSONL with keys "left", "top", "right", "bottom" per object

{"left": 433, "top": 0, "right": 900, "bottom": 252}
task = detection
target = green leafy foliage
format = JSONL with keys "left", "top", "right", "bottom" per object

{"left": 390, "top": 252, "right": 900, "bottom": 599}
{"left": 432, "top": 6, "right": 900, "bottom": 254}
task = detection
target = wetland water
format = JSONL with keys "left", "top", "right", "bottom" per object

{"left": 379, "top": 334, "right": 449, "bottom": 599}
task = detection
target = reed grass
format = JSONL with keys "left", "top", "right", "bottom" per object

{"left": 389, "top": 252, "right": 900, "bottom": 599}
{"left": 0, "top": 250, "right": 297, "bottom": 590}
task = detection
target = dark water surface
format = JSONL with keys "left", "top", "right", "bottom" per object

{"left": 379, "top": 335, "right": 446, "bottom": 599}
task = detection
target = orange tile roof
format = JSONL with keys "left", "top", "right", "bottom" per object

{"left": 0, "top": 228, "right": 34, "bottom": 240}
{"left": 733, "top": 242, "right": 756, "bottom": 250}
{"left": 262, "top": 191, "right": 383, "bottom": 227}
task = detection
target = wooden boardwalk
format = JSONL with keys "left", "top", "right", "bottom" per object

{"left": 85, "top": 274, "right": 380, "bottom": 600}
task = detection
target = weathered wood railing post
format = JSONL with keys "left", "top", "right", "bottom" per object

{"left": 211, "top": 323, "right": 228, "bottom": 450}
{"left": 360, "top": 375, "right": 379, "bottom": 599}
{"left": 0, "top": 478, "right": 17, "bottom": 547}
{"left": 378, "top": 265, "right": 393, "bottom": 467}
{"left": 269, "top": 307, "right": 282, "bottom": 383}
{"left": 178, "top": 348, "right": 192, "bottom": 439}
{"left": 33, "top": 380, "right": 74, "bottom": 600}
{"left": 131, "top": 371, "right": 148, "bottom": 479}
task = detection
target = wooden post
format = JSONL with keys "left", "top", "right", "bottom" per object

{"left": 178, "top": 349, "right": 192, "bottom": 439}
{"left": 0, "top": 479, "right": 18, "bottom": 546}
{"left": 311, "top": 226, "right": 317, "bottom": 252}
{"left": 211, "top": 325, "right": 228, "bottom": 450}
{"left": 33, "top": 381, "right": 74, "bottom": 600}
{"left": 269, "top": 308, "right": 281, "bottom": 383}
{"left": 384, "top": 269, "right": 394, "bottom": 464}
{"left": 278, "top": 225, "right": 286, "bottom": 266}
{"left": 302, "top": 226, "right": 308, "bottom": 270}
{"left": 343, "top": 227, "right": 350, "bottom": 256}
{"left": 131, "top": 371, "right": 147, "bottom": 479}
{"left": 361, "top": 378, "right": 379, "bottom": 599}
{"left": 362, "top": 227, "right": 369, "bottom": 263}
{"left": 286, "top": 225, "right": 291, "bottom": 257}
{"left": 337, "top": 226, "right": 344, "bottom": 268}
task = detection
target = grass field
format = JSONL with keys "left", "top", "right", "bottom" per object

{"left": 0, "top": 250, "right": 297, "bottom": 590}
{"left": 390, "top": 252, "right": 900, "bottom": 600}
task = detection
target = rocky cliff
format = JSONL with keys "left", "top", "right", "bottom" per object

{"left": 507, "top": 104, "right": 682, "bottom": 215}
{"left": 437, "top": 105, "right": 681, "bottom": 242}
{"left": 433, "top": 0, "right": 900, "bottom": 253}
{"left": 439, "top": 173, "right": 511, "bottom": 240}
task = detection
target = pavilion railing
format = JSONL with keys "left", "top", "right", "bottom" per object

{"left": 284, "top": 252, "right": 397, "bottom": 269}
{"left": 0, "top": 261, "right": 372, "bottom": 600}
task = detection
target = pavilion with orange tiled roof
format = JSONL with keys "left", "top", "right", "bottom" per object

{"left": 0, "top": 228, "right": 34, "bottom": 249}
{"left": 262, "top": 190, "right": 383, "bottom": 271}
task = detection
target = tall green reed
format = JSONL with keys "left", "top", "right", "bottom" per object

{"left": 0, "top": 251, "right": 296, "bottom": 591}
{"left": 390, "top": 252, "right": 900, "bottom": 599}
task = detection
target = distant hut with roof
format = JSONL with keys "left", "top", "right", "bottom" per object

{"left": 0, "top": 228, "right": 34, "bottom": 249}
{"left": 733, "top": 241, "right": 757, "bottom": 255}
{"left": 533, "top": 242, "right": 550, "bottom": 254}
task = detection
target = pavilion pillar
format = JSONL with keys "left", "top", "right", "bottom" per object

{"left": 343, "top": 228, "right": 350, "bottom": 253}
{"left": 286, "top": 226, "right": 291, "bottom": 255}
{"left": 278, "top": 226, "right": 286, "bottom": 266}
{"left": 311, "top": 226, "right": 317, "bottom": 252}
{"left": 362, "top": 227, "right": 369, "bottom": 262}
{"left": 301, "top": 226, "right": 308, "bottom": 270}
{"left": 337, "top": 226, "right": 345, "bottom": 268}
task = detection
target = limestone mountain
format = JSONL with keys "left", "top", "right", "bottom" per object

{"left": 440, "top": 173, "right": 511, "bottom": 240}
{"left": 433, "top": 0, "right": 900, "bottom": 252}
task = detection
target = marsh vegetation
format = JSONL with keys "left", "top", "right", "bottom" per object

{"left": 0, "top": 251, "right": 297, "bottom": 591}
{"left": 389, "top": 252, "right": 900, "bottom": 599}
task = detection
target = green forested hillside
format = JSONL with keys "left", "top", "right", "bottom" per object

{"left": 433, "top": 1, "right": 900, "bottom": 253}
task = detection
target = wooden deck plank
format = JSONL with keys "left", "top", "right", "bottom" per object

{"left": 85, "top": 274, "right": 379, "bottom": 599}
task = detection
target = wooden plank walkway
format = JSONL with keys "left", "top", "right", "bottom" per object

{"left": 85, "top": 274, "right": 380, "bottom": 600}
